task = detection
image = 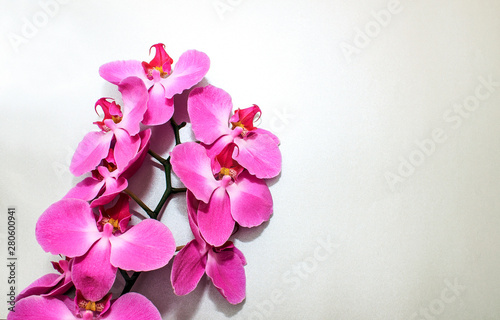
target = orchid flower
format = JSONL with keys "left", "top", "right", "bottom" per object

{"left": 7, "top": 292, "right": 162, "bottom": 320}
{"left": 15, "top": 258, "right": 73, "bottom": 302}
{"left": 188, "top": 85, "right": 281, "bottom": 179}
{"left": 70, "top": 77, "right": 148, "bottom": 176}
{"left": 65, "top": 129, "right": 151, "bottom": 207}
{"left": 171, "top": 141, "right": 273, "bottom": 247}
{"left": 99, "top": 43, "right": 210, "bottom": 126}
{"left": 36, "top": 197, "right": 176, "bottom": 301}
{"left": 171, "top": 191, "right": 246, "bottom": 304}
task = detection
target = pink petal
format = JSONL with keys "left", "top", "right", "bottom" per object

{"left": 90, "top": 176, "right": 128, "bottom": 207}
{"left": 171, "top": 240, "right": 207, "bottom": 296}
{"left": 70, "top": 131, "right": 114, "bottom": 176}
{"left": 142, "top": 83, "right": 174, "bottom": 126}
{"left": 226, "top": 170, "right": 273, "bottom": 227}
{"left": 197, "top": 187, "right": 235, "bottom": 247}
{"left": 206, "top": 246, "right": 246, "bottom": 305}
{"left": 253, "top": 128, "right": 280, "bottom": 145}
{"left": 36, "top": 199, "right": 101, "bottom": 257}
{"left": 15, "top": 273, "right": 62, "bottom": 302}
{"left": 186, "top": 191, "right": 204, "bottom": 246}
{"left": 162, "top": 50, "right": 210, "bottom": 98}
{"left": 118, "top": 77, "right": 149, "bottom": 136}
{"left": 231, "top": 245, "right": 247, "bottom": 266}
{"left": 7, "top": 296, "right": 76, "bottom": 320}
{"left": 101, "top": 293, "right": 162, "bottom": 320}
{"left": 170, "top": 142, "right": 219, "bottom": 203}
{"left": 121, "top": 129, "right": 151, "bottom": 179}
{"left": 64, "top": 177, "right": 104, "bottom": 202}
{"left": 204, "top": 134, "right": 235, "bottom": 162}
{"left": 113, "top": 129, "right": 140, "bottom": 170}
{"left": 188, "top": 85, "right": 232, "bottom": 145}
{"left": 99, "top": 60, "right": 148, "bottom": 85}
{"left": 234, "top": 133, "right": 282, "bottom": 179}
{"left": 109, "top": 219, "right": 175, "bottom": 271}
{"left": 72, "top": 237, "right": 117, "bottom": 301}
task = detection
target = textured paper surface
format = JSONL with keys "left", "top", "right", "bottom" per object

{"left": 1, "top": 0, "right": 500, "bottom": 319}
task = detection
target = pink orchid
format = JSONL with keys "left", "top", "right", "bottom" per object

{"left": 99, "top": 43, "right": 210, "bottom": 126}
{"left": 70, "top": 77, "right": 149, "bottom": 176}
{"left": 7, "top": 292, "right": 162, "bottom": 320}
{"left": 15, "top": 258, "right": 73, "bottom": 302}
{"left": 170, "top": 141, "right": 273, "bottom": 247}
{"left": 65, "top": 129, "right": 151, "bottom": 207}
{"left": 171, "top": 191, "right": 246, "bottom": 304}
{"left": 188, "top": 85, "right": 282, "bottom": 179}
{"left": 36, "top": 198, "right": 176, "bottom": 301}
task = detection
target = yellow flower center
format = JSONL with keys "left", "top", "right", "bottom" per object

{"left": 85, "top": 301, "right": 97, "bottom": 312}
{"left": 154, "top": 66, "right": 169, "bottom": 78}
{"left": 111, "top": 115, "right": 122, "bottom": 124}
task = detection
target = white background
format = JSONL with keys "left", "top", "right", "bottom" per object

{"left": 1, "top": 0, "right": 500, "bottom": 319}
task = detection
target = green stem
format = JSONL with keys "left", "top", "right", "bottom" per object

{"left": 118, "top": 118, "right": 187, "bottom": 296}
{"left": 124, "top": 189, "right": 154, "bottom": 217}
{"left": 119, "top": 269, "right": 141, "bottom": 295}
{"left": 170, "top": 118, "right": 186, "bottom": 146}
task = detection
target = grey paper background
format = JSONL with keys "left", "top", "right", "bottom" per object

{"left": 1, "top": 0, "right": 500, "bottom": 319}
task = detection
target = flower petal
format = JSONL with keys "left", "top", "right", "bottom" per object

{"left": 206, "top": 246, "right": 246, "bottom": 305}
{"left": 109, "top": 219, "right": 175, "bottom": 271}
{"left": 162, "top": 50, "right": 210, "bottom": 98}
{"left": 186, "top": 191, "right": 204, "bottom": 246}
{"left": 101, "top": 293, "right": 162, "bottom": 320}
{"left": 198, "top": 187, "right": 234, "bottom": 247}
{"left": 70, "top": 131, "right": 114, "bottom": 176}
{"left": 226, "top": 170, "right": 273, "bottom": 227}
{"left": 64, "top": 177, "right": 104, "bottom": 202}
{"left": 99, "top": 60, "right": 148, "bottom": 85}
{"left": 15, "top": 273, "right": 62, "bottom": 302}
{"left": 36, "top": 199, "right": 101, "bottom": 257}
{"left": 253, "top": 128, "right": 280, "bottom": 145}
{"left": 142, "top": 83, "right": 174, "bottom": 126}
{"left": 113, "top": 129, "right": 140, "bottom": 170}
{"left": 118, "top": 77, "right": 149, "bottom": 136}
{"left": 90, "top": 176, "right": 128, "bottom": 207}
{"left": 188, "top": 85, "right": 232, "bottom": 145}
{"left": 72, "top": 238, "right": 117, "bottom": 301}
{"left": 171, "top": 240, "right": 207, "bottom": 296}
{"left": 234, "top": 133, "right": 282, "bottom": 179}
{"left": 121, "top": 129, "right": 151, "bottom": 178}
{"left": 7, "top": 296, "right": 76, "bottom": 320}
{"left": 170, "top": 142, "right": 219, "bottom": 203}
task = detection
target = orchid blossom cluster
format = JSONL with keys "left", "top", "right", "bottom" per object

{"left": 8, "top": 43, "right": 281, "bottom": 320}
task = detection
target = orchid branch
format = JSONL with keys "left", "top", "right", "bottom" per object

{"left": 123, "top": 189, "right": 154, "bottom": 217}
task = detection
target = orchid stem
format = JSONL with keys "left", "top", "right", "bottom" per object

{"left": 124, "top": 189, "right": 154, "bottom": 217}
{"left": 146, "top": 120, "right": 187, "bottom": 219}
{"left": 171, "top": 118, "right": 186, "bottom": 146}
{"left": 119, "top": 269, "right": 141, "bottom": 295}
